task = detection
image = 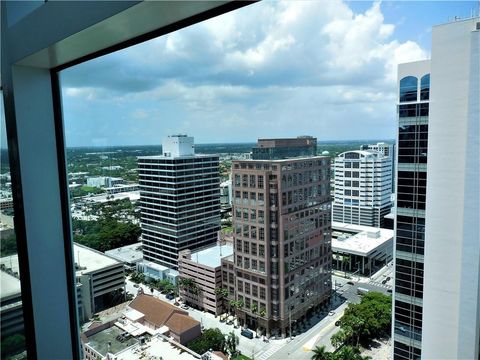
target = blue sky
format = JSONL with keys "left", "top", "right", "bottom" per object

{"left": 56, "top": 0, "right": 477, "bottom": 147}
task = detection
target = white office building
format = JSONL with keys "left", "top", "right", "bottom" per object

{"left": 393, "top": 17, "right": 479, "bottom": 360}
{"left": 332, "top": 150, "right": 392, "bottom": 227}
{"left": 138, "top": 135, "right": 221, "bottom": 269}
{"left": 220, "top": 179, "right": 232, "bottom": 207}
{"left": 360, "top": 142, "right": 395, "bottom": 193}
{"left": 420, "top": 17, "right": 480, "bottom": 360}
{"left": 86, "top": 176, "right": 124, "bottom": 188}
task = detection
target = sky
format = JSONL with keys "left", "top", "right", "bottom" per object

{"left": 55, "top": 0, "right": 478, "bottom": 147}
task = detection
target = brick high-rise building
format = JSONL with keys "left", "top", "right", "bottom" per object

{"left": 231, "top": 149, "right": 331, "bottom": 337}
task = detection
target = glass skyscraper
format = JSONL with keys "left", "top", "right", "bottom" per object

{"left": 393, "top": 60, "right": 430, "bottom": 360}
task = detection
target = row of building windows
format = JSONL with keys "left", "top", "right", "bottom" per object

{"left": 398, "top": 103, "right": 429, "bottom": 118}
{"left": 236, "top": 281, "right": 266, "bottom": 300}
{"left": 234, "top": 174, "right": 265, "bottom": 189}
{"left": 236, "top": 240, "right": 265, "bottom": 257}
{"left": 281, "top": 186, "right": 327, "bottom": 206}
{"left": 235, "top": 255, "right": 266, "bottom": 273}
{"left": 234, "top": 224, "right": 265, "bottom": 241}
{"left": 280, "top": 170, "right": 328, "bottom": 188}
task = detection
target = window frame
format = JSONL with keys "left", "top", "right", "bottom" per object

{"left": 1, "top": 1, "right": 252, "bottom": 358}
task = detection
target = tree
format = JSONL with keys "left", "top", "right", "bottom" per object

{"left": 332, "top": 292, "right": 391, "bottom": 347}
{"left": 224, "top": 331, "right": 239, "bottom": 357}
{"left": 0, "top": 234, "right": 17, "bottom": 257}
{"left": 215, "top": 287, "right": 229, "bottom": 299}
{"left": 187, "top": 328, "right": 225, "bottom": 355}
{"left": 331, "top": 329, "right": 350, "bottom": 350}
{"left": 178, "top": 277, "right": 200, "bottom": 296}
{"left": 311, "top": 345, "right": 333, "bottom": 360}
{"left": 335, "top": 346, "right": 371, "bottom": 360}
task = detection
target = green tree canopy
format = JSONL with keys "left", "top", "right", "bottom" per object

{"left": 187, "top": 328, "right": 226, "bottom": 355}
{"left": 332, "top": 292, "right": 391, "bottom": 348}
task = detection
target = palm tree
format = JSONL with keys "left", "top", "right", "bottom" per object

{"left": 335, "top": 346, "right": 371, "bottom": 360}
{"left": 311, "top": 345, "right": 332, "bottom": 360}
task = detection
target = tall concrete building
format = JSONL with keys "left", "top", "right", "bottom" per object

{"left": 251, "top": 136, "right": 317, "bottom": 160}
{"left": 138, "top": 135, "right": 221, "bottom": 269}
{"left": 231, "top": 140, "right": 331, "bottom": 337}
{"left": 393, "top": 17, "right": 479, "bottom": 360}
{"left": 360, "top": 142, "right": 395, "bottom": 193}
{"left": 332, "top": 150, "right": 392, "bottom": 227}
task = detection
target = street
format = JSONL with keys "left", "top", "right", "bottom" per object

{"left": 124, "top": 262, "right": 394, "bottom": 360}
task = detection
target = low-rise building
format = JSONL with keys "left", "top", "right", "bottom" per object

{"left": 136, "top": 260, "right": 179, "bottom": 285}
{"left": 220, "top": 180, "right": 232, "bottom": 207}
{"left": 1, "top": 244, "right": 126, "bottom": 331}
{"left": 0, "top": 269, "right": 23, "bottom": 339}
{"left": 178, "top": 243, "right": 234, "bottom": 315}
{"left": 86, "top": 176, "right": 125, "bottom": 188}
{"left": 331, "top": 222, "right": 393, "bottom": 276}
{"left": 75, "top": 244, "right": 126, "bottom": 322}
{"left": 128, "top": 294, "right": 201, "bottom": 345}
{"left": 104, "top": 184, "right": 140, "bottom": 194}
{"left": 105, "top": 243, "right": 143, "bottom": 271}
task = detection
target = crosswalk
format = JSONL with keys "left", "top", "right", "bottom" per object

{"left": 368, "top": 280, "right": 393, "bottom": 289}
{"left": 256, "top": 342, "right": 284, "bottom": 360}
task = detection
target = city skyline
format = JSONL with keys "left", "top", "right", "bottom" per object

{"left": 55, "top": 1, "right": 477, "bottom": 147}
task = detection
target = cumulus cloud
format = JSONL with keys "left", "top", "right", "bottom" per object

{"left": 60, "top": 0, "right": 428, "bottom": 146}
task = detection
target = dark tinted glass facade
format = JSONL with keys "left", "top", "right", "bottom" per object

{"left": 394, "top": 73, "right": 429, "bottom": 359}
{"left": 251, "top": 137, "right": 317, "bottom": 160}
{"left": 138, "top": 156, "right": 221, "bottom": 269}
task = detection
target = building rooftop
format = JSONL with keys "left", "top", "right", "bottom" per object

{"left": 129, "top": 294, "right": 199, "bottom": 334}
{"left": 189, "top": 244, "right": 234, "bottom": 268}
{"left": 137, "top": 153, "right": 217, "bottom": 160}
{"left": 74, "top": 243, "right": 122, "bottom": 274}
{"left": 232, "top": 155, "right": 328, "bottom": 163}
{"left": 86, "top": 325, "right": 138, "bottom": 356}
{"left": 332, "top": 223, "right": 394, "bottom": 256}
{"left": 0, "top": 269, "right": 21, "bottom": 300}
{"left": 115, "top": 334, "right": 197, "bottom": 360}
{"left": 83, "top": 191, "right": 140, "bottom": 203}
{"left": 105, "top": 242, "right": 143, "bottom": 264}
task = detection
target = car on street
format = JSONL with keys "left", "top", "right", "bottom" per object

{"left": 328, "top": 311, "right": 335, "bottom": 316}
{"left": 346, "top": 281, "right": 355, "bottom": 285}
{"left": 133, "top": 284, "right": 139, "bottom": 288}
{"left": 335, "top": 320, "right": 341, "bottom": 326}
{"left": 241, "top": 329, "right": 254, "bottom": 339}
{"left": 166, "top": 293, "right": 174, "bottom": 300}
{"left": 181, "top": 304, "right": 190, "bottom": 310}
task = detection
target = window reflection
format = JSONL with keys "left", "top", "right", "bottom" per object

{"left": 399, "top": 76, "right": 418, "bottom": 102}
{"left": 420, "top": 74, "right": 430, "bottom": 101}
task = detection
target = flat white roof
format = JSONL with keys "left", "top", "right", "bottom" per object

{"left": 138, "top": 154, "right": 216, "bottom": 160}
{"left": 75, "top": 243, "right": 122, "bottom": 274}
{"left": 105, "top": 242, "right": 143, "bottom": 264}
{"left": 332, "top": 221, "right": 386, "bottom": 234}
{"left": 332, "top": 225, "right": 394, "bottom": 257}
{"left": 116, "top": 335, "right": 197, "bottom": 360}
{"left": 0, "top": 270, "right": 21, "bottom": 299}
{"left": 141, "top": 261, "right": 179, "bottom": 276}
{"left": 84, "top": 191, "right": 140, "bottom": 203}
{"left": 189, "top": 244, "right": 234, "bottom": 268}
